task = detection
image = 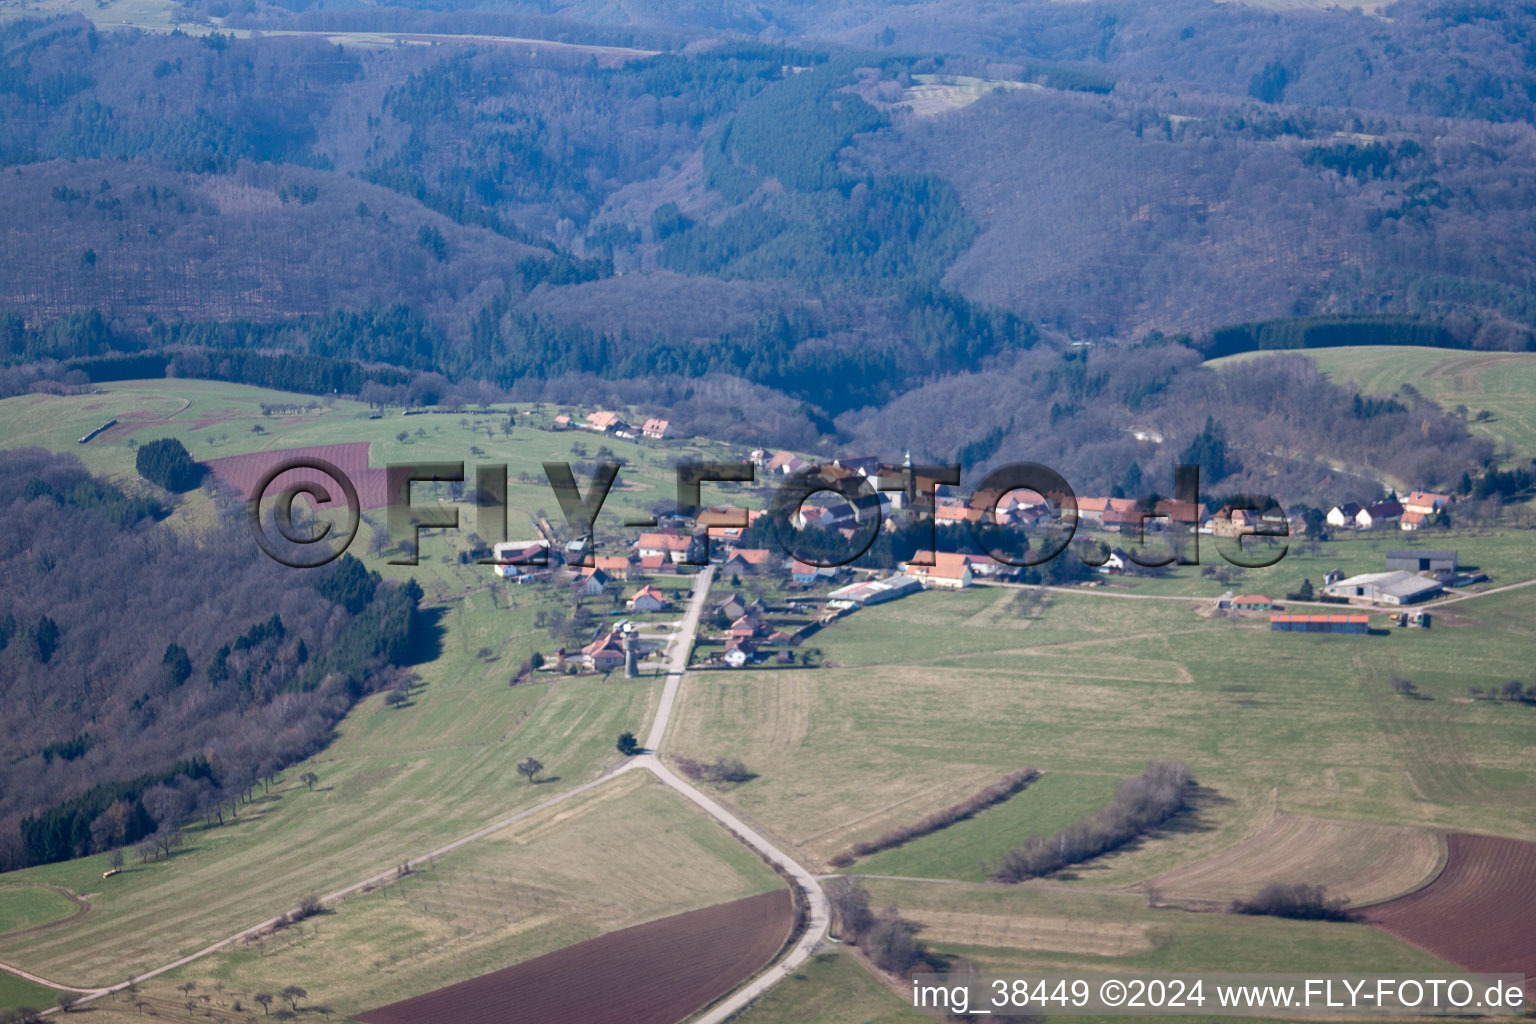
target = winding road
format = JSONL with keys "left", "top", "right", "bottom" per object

{"left": 6, "top": 564, "right": 830, "bottom": 1023}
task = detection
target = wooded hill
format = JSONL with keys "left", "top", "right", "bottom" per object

{"left": 0, "top": 450, "right": 425, "bottom": 871}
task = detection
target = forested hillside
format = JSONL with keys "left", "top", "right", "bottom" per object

{"left": 2, "top": 1, "right": 1534, "bottom": 487}
{"left": 0, "top": 450, "right": 424, "bottom": 871}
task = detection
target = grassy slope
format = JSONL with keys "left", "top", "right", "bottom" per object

{"left": 725, "top": 949, "right": 910, "bottom": 1024}
{"left": 1209, "top": 346, "right": 1536, "bottom": 460}
{"left": 0, "top": 886, "right": 78, "bottom": 934}
{"left": 0, "top": 380, "right": 742, "bottom": 569}
{"left": 0, "top": 586, "right": 667, "bottom": 984}
{"left": 69, "top": 773, "right": 783, "bottom": 1019}
{"left": 0, "top": 973, "right": 59, "bottom": 1013}
{"left": 851, "top": 771, "right": 1118, "bottom": 882}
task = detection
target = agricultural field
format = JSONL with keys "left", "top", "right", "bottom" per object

{"left": 55, "top": 773, "right": 783, "bottom": 1022}
{"left": 0, "top": 378, "right": 754, "bottom": 601}
{"left": 0, "top": 974, "right": 58, "bottom": 1016}
{"left": 356, "top": 888, "right": 792, "bottom": 1024}
{"left": 671, "top": 583, "right": 1536, "bottom": 876}
{"left": 726, "top": 949, "right": 909, "bottom": 1024}
{"left": 0, "top": 885, "right": 80, "bottom": 935}
{"left": 860, "top": 877, "right": 1451, "bottom": 1002}
{"left": 899, "top": 74, "right": 1037, "bottom": 117}
{"left": 1363, "top": 833, "right": 1536, "bottom": 996}
{"left": 1146, "top": 813, "right": 1445, "bottom": 910}
{"left": 0, "top": 585, "right": 666, "bottom": 987}
{"left": 1212, "top": 347, "right": 1536, "bottom": 460}
{"left": 848, "top": 771, "right": 1119, "bottom": 882}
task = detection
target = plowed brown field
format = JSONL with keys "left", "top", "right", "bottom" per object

{"left": 354, "top": 888, "right": 793, "bottom": 1024}
{"left": 203, "top": 442, "right": 392, "bottom": 509}
{"left": 1362, "top": 832, "right": 1536, "bottom": 998}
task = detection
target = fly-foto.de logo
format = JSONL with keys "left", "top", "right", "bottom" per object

{"left": 248, "top": 458, "right": 1289, "bottom": 570}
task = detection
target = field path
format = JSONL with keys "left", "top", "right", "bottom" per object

{"left": 9, "top": 564, "right": 832, "bottom": 1022}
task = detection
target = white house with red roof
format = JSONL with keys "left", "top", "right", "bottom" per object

{"left": 901, "top": 551, "right": 974, "bottom": 590}
{"left": 626, "top": 584, "right": 669, "bottom": 613}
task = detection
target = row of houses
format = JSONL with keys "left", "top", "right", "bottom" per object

{"left": 1326, "top": 491, "right": 1451, "bottom": 532}
{"left": 550, "top": 410, "right": 675, "bottom": 440}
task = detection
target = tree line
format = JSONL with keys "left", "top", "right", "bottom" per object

{"left": 992, "top": 760, "right": 1193, "bottom": 881}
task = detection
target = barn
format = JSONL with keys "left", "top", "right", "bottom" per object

{"left": 1324, "top": 570, "right": 1443, "bottom": 606}
{"left": 1270, "top": 613, "right": 1370, "bottom": 634}
{"left": 1385, "top": 549, "right": 1458, "bottom": 573}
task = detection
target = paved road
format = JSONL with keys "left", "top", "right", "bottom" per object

{"left": 11, "top": 564, "right": 830, "bottom": 1022}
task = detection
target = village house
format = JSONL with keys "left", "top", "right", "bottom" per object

{"left": 583, "top": 410, "right": 630, "bottom": 434}
{"left": 901, "top": 551, "right": 974, "bottom": 590}
{"left": 637, "top": 553, "right": 673, "bottom": 575}
{"left": 730, "top": 614, "right": 764, "bottom": 640}
{"left": 790, "top": 559, "right": 838, "bottom": 585}
{"left": 636, "top": 531, "right": 692, "bottom": 563}
{"left": 594, "top": 555, "right": 633, "bottom": 581}
{"left": 1356, "top": 499, "right": 1403, "bottom": 530}
{"left": 552, "top": 413, "right": 572, "bottom": 430}
{"left": 1231, "top": 594, "right": 1274, "bottom": 611}
{"left": 1093, "top": 548, "right": 1134, "bottom": 575}
{"left": 1326, "top": 502, "right": 1364, "bottom": 529}
{"left": 715, "top": 593, "right": 748, "bottom": 621}
{"left": 1101, "top": 502, "right": 1144, "bottom": 533}
{"left": 722, "top": 547, "right": 773, "bottom": 574}
{"left": 933, "top": 497, "right": 980, "bottom": 528}
{"left": 580, "top": 630, "right": 627, "bottom": 672}
{"left": 626, "top": 584, "right": 669, "bottom": 613}
{"left": 571, "top": 567, "right": 610, "bottom": 598}
{"left": 491, "top": 539, "right": 551, "bottom": 579}
{"left": 641, "top": 417, "right": 672, "bottom": 439}
{"left": 765, "top": 451, "right": 811, "bottom": 476}
{"left": 723, "top": 639, "right": 756, "bottom": 668}
{"left": 1403, "top": 491, "right": 1451, "bottom": 516}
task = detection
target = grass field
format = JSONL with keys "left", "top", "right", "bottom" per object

{"left": 0, "top": 583, "right": 666, "bottom": 986}
{"left": 0, "top": 972, "right": 58, "bottom": 1014}
{"left": 849, "top": 771, "right": 1119, "bottom": 882}
{"left": 0, "top": 379, "right": 746, "bottom": 565}
{"left": 876, "top": 878, "right": 1452, "bottom": 973}
{"left": 0, "top": 885, "right": 79, "bottom": 935}
{"left": 669, "top": 584, "right": 1536, "bottom": 886}
{"left": 725, "top": 948, "right": 910, "bottom": 1024}
{"left": 1210, "top": 346, "right": 1536, "bottom": 459}
{"left": 55, "top": 773, "right": 781, "bottom": 1020}
{"left": 1146, "top": 813, "right": 1445, "bottom": 909}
